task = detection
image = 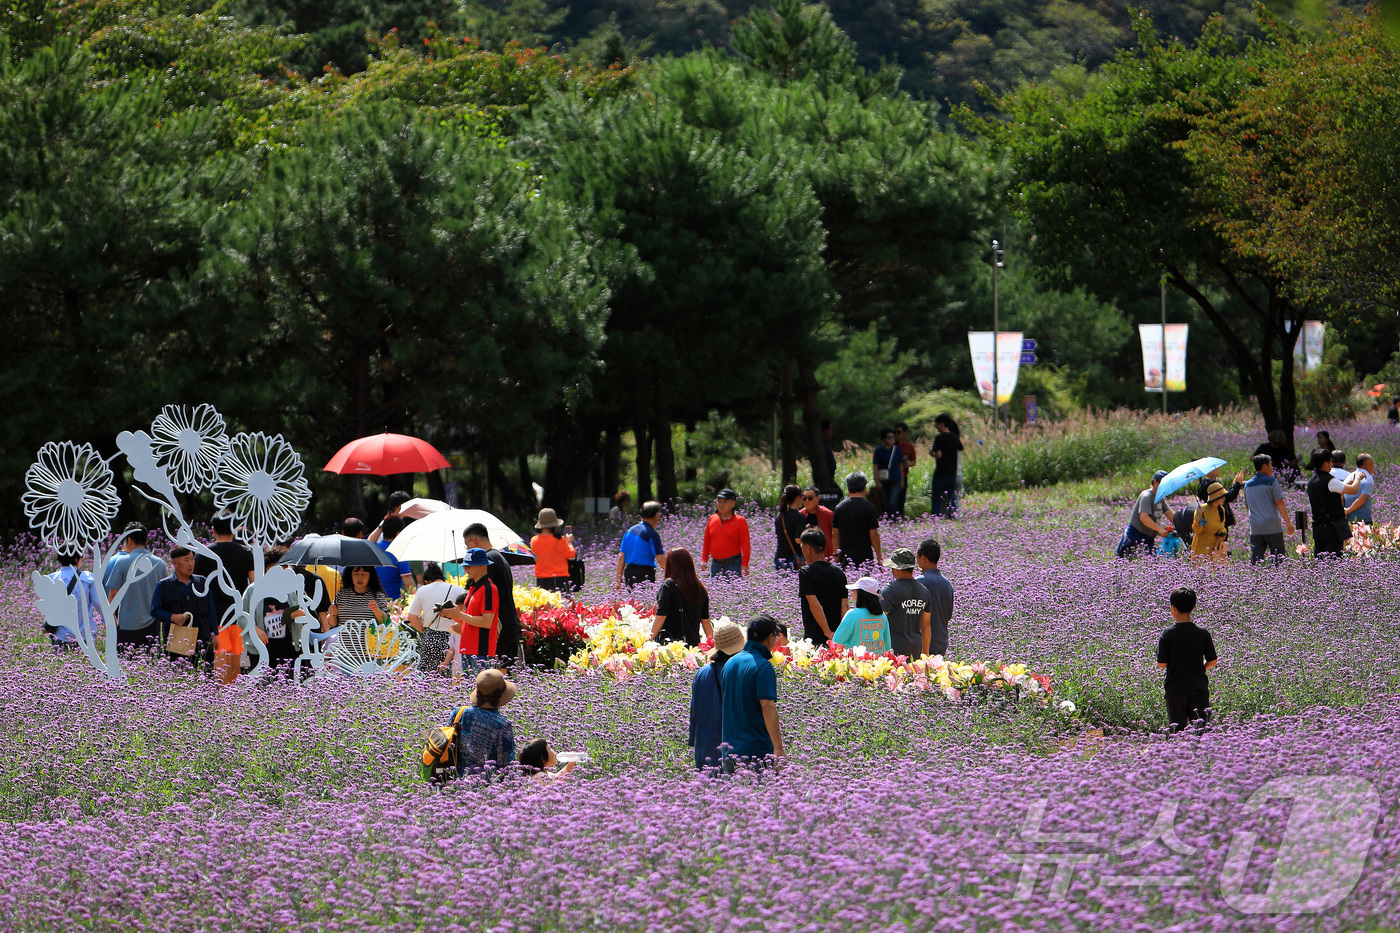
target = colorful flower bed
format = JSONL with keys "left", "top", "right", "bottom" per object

{"left": 565, "top": 602, "right": 1055, "bottom": 702}
{"left": 1345, "top": 521, "right": 1400, "bottom": 557}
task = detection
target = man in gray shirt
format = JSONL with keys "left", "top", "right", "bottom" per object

{"left": 1242, "top": 454, "right": 1295, "bottom": 565}
{"left": 915, "top": 538, "right": 954, "bottom": 657}
{"left": 1117, "top": 470, "right": 1175, "bottom": 558}
{"left": 879, "top": 548, "right": 932, "bottom": 659}
{"left": 102, "top": 522, "right": 167, "bottom": 648}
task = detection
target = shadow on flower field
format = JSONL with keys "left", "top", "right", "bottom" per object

{"left": 3, "top": 418, "right": 1400, "bottom": 931}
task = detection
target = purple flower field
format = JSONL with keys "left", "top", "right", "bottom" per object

{"left": 4, "top": 419, "right": 1400, "bottom": 931}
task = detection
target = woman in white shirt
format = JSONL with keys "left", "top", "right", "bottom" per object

{"left": 405, "top": 562, "right": 463, "bottom": 674}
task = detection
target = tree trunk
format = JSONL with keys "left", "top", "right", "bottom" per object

{"left": 343, "top": 475, "right": 366, "bottom": 523}
{"left": 426, "top": 469, "right": 446, "bottom": 503}
{"left": 779, "top": 359, "right": 798, "bottom": 486}
{"left": 633, "top": 418, "right": 652, "bottom": 503}
{"left": 518, "top": 452, "right": 536, "bottom": 507}
{"left": 798, "top": 357, "right": 834, "bottom": 492}
{"left": 603, "top": 427, "right": 621, "bottom": 500}
{"left": 654, "top": 377, "right": 677, "bottom": 502}
{"left": 488, "top": 457, "right": 531, "bottom": 516}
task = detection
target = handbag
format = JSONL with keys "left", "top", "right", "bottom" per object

{"left": 166, "top": 618, "right": 199, "bottom": 656}
{"left": 567, "top": 558, "right": 586, "bottom": 590}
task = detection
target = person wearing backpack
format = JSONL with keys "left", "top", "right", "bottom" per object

{"left": 420, "top": 668, "right": 519, "bottom": 784}
{"left": 47, "top": 549, "right": 104, "bottom": 651}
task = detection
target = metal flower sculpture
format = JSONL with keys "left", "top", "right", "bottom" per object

{"left": 149, "top": 404, "right": 230, "bottom": 493}
{"left": 329, "top": 619, "right": 419, "bottom": 677}
{"left": 211, "top": 433, "right": 313, "bottom": 549}
{"left": 22, "top": 442, "right": 121, "bottom": 551}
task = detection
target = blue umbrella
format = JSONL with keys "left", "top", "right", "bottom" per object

{"left": 1155, "top": 457, "right": 1228, "bottom": 502}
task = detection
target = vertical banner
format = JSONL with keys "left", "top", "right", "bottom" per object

{"left": 1293, "top": 320, "right": 1324, "bottom": 372}
{"left": 969, "top": 332, "right": 1024, "bottom": 405}
{"left": 1164, "top": 323, "right": 1188, "bottom": 392}
{"left": 1140, "top": 325, "right": 1189, "bottom": 393}
{"left": 1140, "top": 324, "right": 1165, "bottom": 392}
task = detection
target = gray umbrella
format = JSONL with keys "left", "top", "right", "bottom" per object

{"left": 280, "top": 534, "right": 400, "bottom": 569}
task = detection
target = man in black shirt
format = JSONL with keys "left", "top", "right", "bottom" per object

{"left": 930, "top": 414, "right": 963, "bottom": 517}
{"left": 1155, "top": 587, "right": 1218, "bottom": 732}
{"left": 832, "top": 472, "right": 881, "bottom": 571}
{"left": 194, "top": 513, "right": 256, "bottom": 628}
{"left": 462, "top": 523, "right": 521, "bottom": 666}
{"left": 797, "top": 528, "right": 847, "bottom": 645}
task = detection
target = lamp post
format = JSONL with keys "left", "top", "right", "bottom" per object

{"left": 992, "top": 238, "right": 1005, "bottom": 426}
{"left": 1160, "top": 275, "right": 1168, "bottom": 416}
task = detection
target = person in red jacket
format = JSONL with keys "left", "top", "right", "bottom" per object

{"left": 799, "top": 486, "right": 835, "bottom": 559}
{"left": 701, "top": 488, "right": 750, "bottom": 578}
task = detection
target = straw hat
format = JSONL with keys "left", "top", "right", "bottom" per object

{"left": 709, "top": 620, "right": 746, "bottom": 659}
{"left": 1205, "top": 481, "right": 1227, "bottom": 503}
{"left": 535, "top": 507, "right": 563, "bottom": 530}
{"left": 470, "top": 668, "right": 518, "bottom": 709}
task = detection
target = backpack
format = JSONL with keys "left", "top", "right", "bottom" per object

{"left": 420, "top": 706, "right": 471, "bottom": 783}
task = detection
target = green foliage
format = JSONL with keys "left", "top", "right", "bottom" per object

{"left": 0, "top": 36, "right": 230, "bottom": 521}
{"left": 731, "top": 0, "right": 857, "bottom": 82}
{"left": 230, "top": 0, "right": 459, "bottom": 73}
{"left": 960, "top": 423, "right": 1159, "bottom": 492}
{"left": 187, "top": 107, "right": 610, "bottom": 464}
{"left": 816, "top": 324, "right": 917, "bottom": 444}
{"left": 1292, "top": 339, "right": 1358, "bottom": 423}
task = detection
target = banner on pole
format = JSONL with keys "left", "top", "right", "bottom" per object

{"left": 968, "top": 331, "right": 1024, "bottom": 405}
{"left": 1293, "top": 321, "right": 1325, "bottom": 372}
{"left": 1139, "top": 324, "right": 1188, "bottom": 393}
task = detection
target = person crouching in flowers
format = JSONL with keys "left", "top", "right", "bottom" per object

{"left": 456, "top": 669, "right": 517, "bottom": 781}
{"left": 832, "top": 577, "right": 891, "bottom": 654}
{"left": 688, "top": 620, "right": 745, "bottom": 770}
{"left": 1190, "top": 483, "right": 1230, "bottom": 565}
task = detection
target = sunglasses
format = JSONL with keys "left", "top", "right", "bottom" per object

{"left": 802, "top": 495, "right": 817, "bottom": 502}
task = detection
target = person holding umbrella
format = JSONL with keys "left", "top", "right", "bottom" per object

{"left": 1116, "top": 470, "right": 1175, "bottom": 559}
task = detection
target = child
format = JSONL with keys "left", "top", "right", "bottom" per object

{"left": 832, "top": 578, "right": 892, "bottom": 653}
{"left": 1155, "top": 587, "right": 1218, "bottom": 732}
{"left": 518, "top": 738, "right": 577, "bottom": 782}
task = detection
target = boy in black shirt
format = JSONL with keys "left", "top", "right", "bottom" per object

{"left": 1155, "top": 587, "right": 1218, "bottom": 732}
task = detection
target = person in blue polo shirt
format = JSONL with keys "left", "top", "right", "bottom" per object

{"left": 615, "top": 501, "right": 667, "bottom": 587}
{"left": 720, "top": 613, "right": 786, "bottom": 772}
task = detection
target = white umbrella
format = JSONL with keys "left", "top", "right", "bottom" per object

{"left": 398, "top": 497, "right": 450, "bottom": 520}
{"left": 386, "top": 508, "right": 532, "bottom": 564}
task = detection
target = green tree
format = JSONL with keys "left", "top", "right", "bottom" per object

{"left": 190, "top": 108, "right": 610, "bottom": 517}
{"left": 0, "top": 37, "right": 229, "bottom": 528}
{"left": 983, "top": 14, "right": 1315, "bottom": 435}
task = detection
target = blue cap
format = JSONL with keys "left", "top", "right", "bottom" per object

{"left": 1152, "top": 470, "right": 1169, "bottom": 482}
{"left": 462, "top": 548, "right": 491, "bottom": 567}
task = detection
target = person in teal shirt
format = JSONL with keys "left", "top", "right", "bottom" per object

{"left": 832, "top": 577, "right": 891, "bottom": 654}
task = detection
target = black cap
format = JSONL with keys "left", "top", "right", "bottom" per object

{"left": 716, "top": 488, "right": 737, "bottom": 500}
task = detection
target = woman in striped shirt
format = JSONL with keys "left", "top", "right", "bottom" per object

{"left": 328, "top": 566, "right": 391, "bottom": 661}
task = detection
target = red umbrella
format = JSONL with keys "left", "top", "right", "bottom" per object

{"left": 323, "top": 432, "right": 452, "bottom": 475}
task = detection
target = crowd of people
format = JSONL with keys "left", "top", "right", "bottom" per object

{"left": 1116, "top": 437, "right": 1380, "bottom": 564}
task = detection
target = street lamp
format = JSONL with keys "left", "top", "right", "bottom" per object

{"left": 992, "top": 238, "right": 1005, "bottom": 425}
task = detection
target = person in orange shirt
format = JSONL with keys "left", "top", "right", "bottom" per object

{"left": 799, "top": 485, "right": 835, "bottom": 559}
{"left": 700, "top": 488, "right": 750, "bottom": 579}
{"left": 530, "top": 508, "right": 576, "bottom": 592}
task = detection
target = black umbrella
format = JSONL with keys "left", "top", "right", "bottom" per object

{"left": 281, "top": 534, "right": 401, "bottom": 569}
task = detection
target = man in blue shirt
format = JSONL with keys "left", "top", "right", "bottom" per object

{"left": 103, "top": 522, "right": 166, "bottom": 649}
{"left": 375, "top": 515, "right": 415, "bottom": 599}
{"left": 720, "top": 613, "right": 785, "bottom": 771}
{"left": 615, "top": 501, "right": 666, "bottom": 587}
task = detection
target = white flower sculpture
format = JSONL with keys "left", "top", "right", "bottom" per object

{"left": 150, "top": 404, "right": 230, "bottom": 493}
{"left": 211, "top": 432, "right": 312, "bottom": 546}
{"left": 22, "top": 442, "right": 121, "bottom": 549}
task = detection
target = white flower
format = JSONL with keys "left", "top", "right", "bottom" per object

{"left": 23, "top": 442, "right": 121, "bottom": 549}
{"left": 211, "top": 432, "right": 312, "bottom": 544}
{"left": 1059, "top": 700, "right": 1077, "bottom": 714}
{"left": 150, "top": 404, "right": 230, "bottom": 493}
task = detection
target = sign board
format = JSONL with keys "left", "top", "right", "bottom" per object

{"left": 1019, "top": 353, "right": 1036, "bottom": 365}
{"left": 1021, "top": 338, "right": 1036, "bottom": 351}
{"left": 1139, "top": 324, "right": 1188, "bottom": 393}
{"left": 1025, "top": 395, "right": 1038, "bottom": 424}
{"left": 968, "top": 331, "right": 1024, "bottom": 406}
{"left": 444, "top": 481, "right": 459, "bottom": 508}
